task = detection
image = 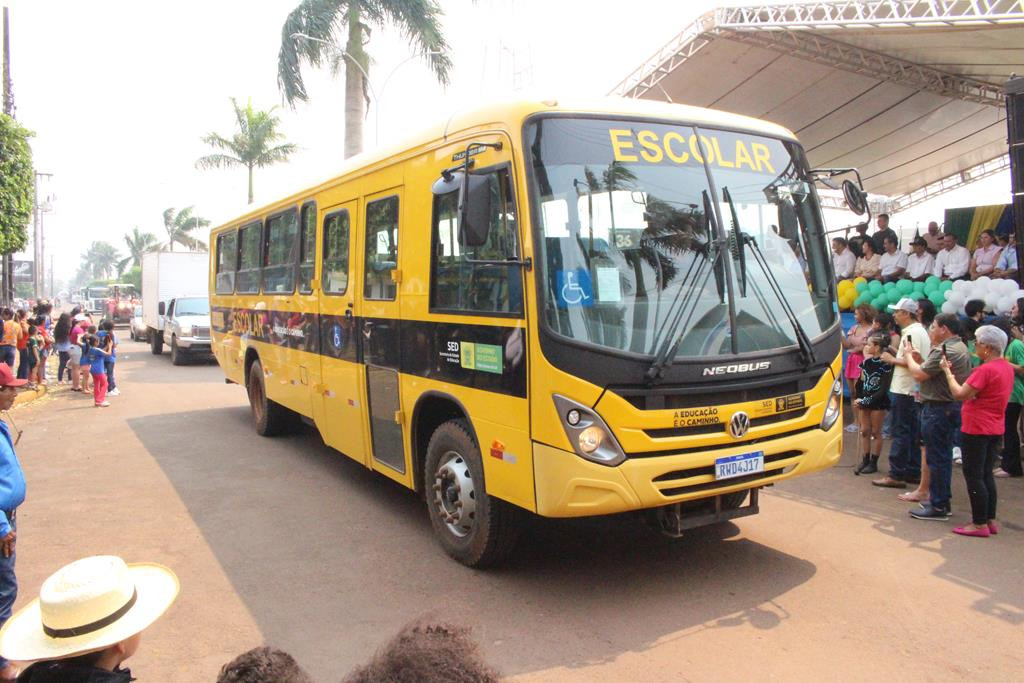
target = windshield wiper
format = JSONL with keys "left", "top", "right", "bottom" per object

{"left": 722, "top": 187, "right": 748, "bottom": 297}
{"left": 645, "top": 191, "right": 723, "bottom": 384}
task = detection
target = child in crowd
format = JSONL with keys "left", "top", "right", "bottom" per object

{"left": 99, "top": 320, "right": 119, "bottom": 397}
{"left": 78, "top": 326, "right": 97, "bottom": 393}
{"left": 36, "top": 316, "right": 52, "bottom": 385}
{"left": 83, "top": 333, "right": 111, "bottom": 407}
{"left": 69, "top": 315, "right": 85, "bottom": 392}
{"left": 854, "top": 333, "right": 894, "bottom": 475}
{"left": 25, "top": 324, "right": 39, "bottom": 389}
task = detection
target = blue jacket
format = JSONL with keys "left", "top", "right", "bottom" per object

{"left": 0, "top": 420, "right": 25, "bottom": 536}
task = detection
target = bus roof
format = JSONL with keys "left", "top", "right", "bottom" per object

{"left": 212, "top": 97, "right": 797, "bottom": 231}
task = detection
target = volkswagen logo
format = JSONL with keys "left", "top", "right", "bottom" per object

{"left": 729, "top": 411, "right": 750, "bottom": 439}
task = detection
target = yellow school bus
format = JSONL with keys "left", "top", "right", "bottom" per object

{"left": 210, "top": 98, "right": 846, "bottom": 566}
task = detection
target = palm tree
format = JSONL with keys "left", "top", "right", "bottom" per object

{"left": 162, "top": 207, "right": 210, "bottom": 252}
{"left": 82, "top": 242, "right": 121, "bottom": 280}
{"left": 277, "top": 0, "right": 452, "bottom": 158}
{"left": 119, "top": 226, "right": 159, "bottom": 273}
{"left": 195, "top": 98, "right": 297, "bottom": 204}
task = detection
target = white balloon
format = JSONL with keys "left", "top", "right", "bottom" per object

{"left": 998, "top": 296, "right": 1014, "bottom": 315}
{"left": 952, "top": 279, "right": 967, "bottom": 292}
{"left": 985, "top": 293, "right": 1000, "bottom": 310}
{"left": 941, "top": 301, "right": 958, "bottom": 315}
{"left": 949, "top": 292, "right": 965, "bottom": 307}
{"left": 977, "top": 276, "right": 992, "bottom": 288}
{"left": 1015, "top": 289, "right": 1024, "bottom": 300}
{"left": 1003, "top": 279, "right": 1019, "bottom": 294}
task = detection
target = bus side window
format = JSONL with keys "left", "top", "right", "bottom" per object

{"left": 298, "top": 202, "right": 316, "bottom": 294}
{"left": 215, "top": 230, "right": 237, "bottom": 294}
{"left": 363, "top": 196, "right": 399, "bottom": 300}
{"left": 262, "top": 210, "right": 298, "bottom": 294}
{"left": 430, "top": 169, "right": 521, "bottom": 315}
{"left": 322, "top": 210, "right": 350, "bottom": 295}
{"left": 236, "top": 221, "right": 262, "bottom": 294}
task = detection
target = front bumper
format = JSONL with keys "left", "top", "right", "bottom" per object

{"left": 533, "top": 419, "right": 842, "bottom": 517}
{"left": 175, "top": 336, "right": 212, "bottom": 352}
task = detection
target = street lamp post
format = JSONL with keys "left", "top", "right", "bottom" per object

{"left": 290, "top": 32, "right": 441, "bottom": 147}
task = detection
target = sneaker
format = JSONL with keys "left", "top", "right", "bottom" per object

{"left": 910, "top": 504, "right": 951, "bottom": 521}
{"left": 952, "top": 447, "right": 962, "bottom": 465}
{"left": 844, "top": 424, "right": 860, "bottom": 433}
{"left": 108, "top": 388, "right": 120, "bottom": 397}
{"left": 95, "top": 401, "right": 110, "bottom": 408}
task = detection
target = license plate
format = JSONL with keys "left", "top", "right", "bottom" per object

{"left": 715, "top": 451, "right": 764, "bottom": 480}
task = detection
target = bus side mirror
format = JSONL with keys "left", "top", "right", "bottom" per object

{"left": 458, "top": 173, "right": 492, "bottom": 247}
{"left": 158, "top": 301, "right": 165, "bottom": 316}
{"left": 842, "top": 179, "right": 868, "bottom": 216}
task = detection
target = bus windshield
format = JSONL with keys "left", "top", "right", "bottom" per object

{"left": 86, "top": 287, "right": 109, "bottom": 299}
{"left": 526, "top": 117, "right": 835, "bottom": 358}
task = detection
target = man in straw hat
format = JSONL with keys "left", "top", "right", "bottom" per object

{"left": 0, "top": 555, "right": 178, "bottom": 681}
{"left": 0, "top": 364, "right": 27, "bottom": 681}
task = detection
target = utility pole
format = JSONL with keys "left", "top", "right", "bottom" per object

{"left": 2, "top": 7, "right": 14, "bottom": 305}
{"left": 33, "top": 171, "right": 52, "bottom": 300}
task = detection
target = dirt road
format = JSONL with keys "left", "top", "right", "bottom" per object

{"left": 8, "top": 339, "right": 1022, "bottom": 681}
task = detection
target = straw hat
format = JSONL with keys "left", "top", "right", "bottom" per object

{"left": 0, "top": 556, "right": 178, "bottom": 662}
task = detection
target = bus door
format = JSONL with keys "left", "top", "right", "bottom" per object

{"left": 359, "top": 188, "right": 406, "bottom": 476}
{"left": 315, "top": 200, "right": 368, "bottom": 465}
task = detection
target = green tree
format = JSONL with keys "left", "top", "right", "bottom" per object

{"left": 195, "top": 98, "right": 297, "bottom": 204}
{"left": 277, "top": 0, "right": 452, "bottom": 158}
{"left": 0, "top": 114, "right": 33, "bottom": 255}
{"left": 82, "top": 241, "right": 121, "bottom": 280}
{"left": 119, "top": 226, "right": 159, "bottom": 272}
{"left": 162, "top": 206, "right": 209, "bottom": 252}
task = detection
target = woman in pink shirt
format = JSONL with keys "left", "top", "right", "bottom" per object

{"left": 68, "top": 311, "right": 85, "bottom": 392}
{"left": 969, "top": 229, "right": 1002, "bottom": 279}
{"left": 942, "top": 325, "right": 1014, "bottom": 537}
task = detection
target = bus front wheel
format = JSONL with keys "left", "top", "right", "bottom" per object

{"left": 247, "top": 360, "right": 297, "bottom": 436}
{"left": 425, "top": 419, "right": 521, "bottom": 568}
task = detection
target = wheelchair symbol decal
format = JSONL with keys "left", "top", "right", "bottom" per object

{"left": 556, "top": 269, "right": 594, "bottom": 308}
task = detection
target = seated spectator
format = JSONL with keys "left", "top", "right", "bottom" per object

{"left": 934, "top": 234, "right": 970, "bottom": 280}
{"left": 993, "top": 233, "right": 1018, "bottom": 279}
{"left": 832, "top": 237, "right": 856, "bottom": 281}
{"left": 0, "top": 555, "right": 178, "bottom": 681}
{"left": 879, "top": 236, "right": 908, "bottom": 282}
{"left": 906, "top": 237, "right": 935, "bottom": 281}
{"left": 344, "top": 622, "right": 499, "bottom": 683}
{"left": 969, "top": 229, "right": 1002, "bottom": 279}
{"left": 923, "top": 221, "right": 943, "bottom": 254}
{"left": 218, "top": 647, "right": 312, "bottom": 683}
{"left": 854, "top": 240, "right": 881, "bottom": 280}
{"left": 847, "top": 222, "right": 870, "bottom": 258}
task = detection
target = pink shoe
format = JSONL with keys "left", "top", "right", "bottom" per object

{"left": 987, "top": 521, "right": 999, "bottom": 535}
{"left": 953, "top": 525, "right": 990, "bottom": 538}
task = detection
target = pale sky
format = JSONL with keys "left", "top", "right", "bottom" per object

{"left": 5, "top": 0, "right": 1013, "bottom": 288}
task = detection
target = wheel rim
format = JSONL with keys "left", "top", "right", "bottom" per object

{"left": 249, "top": 370, "right": 265, "bottom": 424}
{"left": 432, "top": 450, "right": 477, "bottom": 538}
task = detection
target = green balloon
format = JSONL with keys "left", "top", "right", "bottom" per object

{"left": 912, "top": 282, "right": 925, "bottom": 293}
{"left": 883, "top": 281, "right": 895, "bottom": 290}
{"left": 868, "top": 280, "right": 883, "bottom": 294}
{"left": 939, "top": 280, "right": 953, "bottom": 292}
{"left": 930, "top": 293, "right": 945, "bottom": 307}
{"left": 888, "top": 290, "right": 903, "bottom": 303}
{"left": 924, "top": 284, "right": 937, "bottom": 296}
{"left": 897, "top": 279, "right": 914, "bottom": 294}
{"left": 855, "top": 282, "right": 867, "bottom": 293}
{"left": 925, "top": 275, "right": 941, "bottom": 289}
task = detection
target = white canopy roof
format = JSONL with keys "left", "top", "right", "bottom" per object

{"left": 611, "top": 1, "right": 1024, "bottom": 210}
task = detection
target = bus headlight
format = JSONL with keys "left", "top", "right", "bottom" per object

{"left": 552, "top": 395, "right": 625, "bottom": 466}
{"left": 820, "top": 378, "right": 843, "bottom": 431}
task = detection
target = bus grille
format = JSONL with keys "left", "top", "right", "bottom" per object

{"left": 643, "top": 408, "right": 808, "bottom": 439}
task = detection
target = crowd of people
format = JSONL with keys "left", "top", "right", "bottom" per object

{"left": 831, "top": 216, "right": 1018, "bottom": 283}
{"left": 842, "top": 289, "right": 1023, "bottom": 538}
{"left": 0, "top": 303, "right": 120, "bottom": 408}
{"left": 0, "top": 555, "right": 496, "bottom": 682}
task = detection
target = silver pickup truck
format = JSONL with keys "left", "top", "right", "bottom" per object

{"left": 149, "top": 296, "right": 212, "bottom": 365}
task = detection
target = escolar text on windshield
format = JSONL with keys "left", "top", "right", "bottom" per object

{"left": 608, "top": 129, "right": 775, "bottom": 173}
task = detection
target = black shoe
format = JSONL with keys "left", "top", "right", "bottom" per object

{"left": 860, "top": 457, "right": 879, "bottom": 475}
{"left": 854, "top": 455, "right": 871, "bottom": 475}
{"left": 909, "top": 504, "right": 951, "bottom": 521}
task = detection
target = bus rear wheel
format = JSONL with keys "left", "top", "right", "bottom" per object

{"left": 425, "top": 419, "right": 521, "bottom": 568}
{"left": 247, "top": 360, "right": 297, "bottom": 436}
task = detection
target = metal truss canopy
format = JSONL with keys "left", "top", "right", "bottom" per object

{"left": 611, "top": 0, "right": 1024, "bottom": 209}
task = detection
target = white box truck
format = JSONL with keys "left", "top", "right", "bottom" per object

{"left": 141, "top": 251, "right": 211, "bottom": 365}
